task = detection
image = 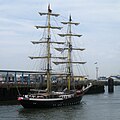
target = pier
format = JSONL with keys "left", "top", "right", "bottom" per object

{"left": 0, "top": 69, "right": 118, "bottom": 101}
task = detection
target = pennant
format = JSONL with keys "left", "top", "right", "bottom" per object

{"left": 48, "top": 4, "right": 52, "bottom": 13}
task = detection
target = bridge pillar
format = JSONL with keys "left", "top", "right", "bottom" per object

{"left": 14, "top": 72, "right": 17, "bottom": 83}
{"left": 6, "top": 72, "right": 9, "bottom": 83}
{"left": 21, "top": 72, "right": 24, "bottom": 84}
{"left": 28, "top": 74, "right": 30, "bottom": 84}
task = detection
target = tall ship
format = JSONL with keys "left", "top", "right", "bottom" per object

{"left": 18, "top": 5, "right": 92, "bottom": 108}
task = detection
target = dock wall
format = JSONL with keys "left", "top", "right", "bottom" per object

{"left": 0, "top": 81, "right": 105, "bottom": 101}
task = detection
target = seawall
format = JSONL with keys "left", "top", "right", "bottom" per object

{"left": 0, "top": 80, "right": 106, "bottom": 101}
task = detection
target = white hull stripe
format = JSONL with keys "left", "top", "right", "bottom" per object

{"left": 28, "top": 98, "right": 63, "bottom": 101}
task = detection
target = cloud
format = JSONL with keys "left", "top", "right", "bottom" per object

{"left": 0, "top": 0, "right": 120, "bottom": 78}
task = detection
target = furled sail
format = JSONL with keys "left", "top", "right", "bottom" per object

{"left": 61, "top": 22, "right": 79, "bottom": 26}
{"left": 39, "top": 12, "right": 60, "bottom": 17}
{"left": 35, "top": 26, "right": 62, "bottom": 30}
{"left": 31, "top": 41, "right": 65, "bottom": 44}
{"left": 53, "top": 61, "right": 86, "bottom": 65}
{"left": 58, "top": 33, "right": 82, "bottom": 37}
{"left": 55, "top": 48, "right": 85, "bottom": 52}
{"left": 29, "top": 56, "right": 67, "bottom": 59}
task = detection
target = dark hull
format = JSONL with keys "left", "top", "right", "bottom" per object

{"left": 19, "top": 96, "right": 82, "bottom": 108}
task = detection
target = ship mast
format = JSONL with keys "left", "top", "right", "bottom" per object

{"left": 46, "top": 4, "right": 51, "bottom": 93}
{"left": 57, "top": 15, "right": 86, "bottom": 92}
{"left": 68, "top": 15, "right": 72, "bottom": 91}
{"left": 30, "top": 4, "right": 63, "bottom": 93}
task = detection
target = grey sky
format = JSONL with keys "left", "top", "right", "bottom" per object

{"left": 0, "top": 0, "right": 120, "bottom": 79}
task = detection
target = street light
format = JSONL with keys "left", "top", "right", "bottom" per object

{"left": 95, "top": 62, "right": 99, "bottom": 80}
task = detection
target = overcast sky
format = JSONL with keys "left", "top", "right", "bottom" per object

{"left": 0, "top": 0, "right": 120, "bottom": 79}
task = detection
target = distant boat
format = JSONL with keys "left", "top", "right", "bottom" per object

{"left": 18, "top": 4, "right": 92, "bottom": 108}
{"left": 110, "top": 75, "right": 120, "bottom": 80}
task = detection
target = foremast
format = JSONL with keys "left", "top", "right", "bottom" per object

{"left": 46, "top": 5, "right": 51, "bottom": 93}
{"left": 30, "top": 5, "right": 63, "bottom": 93}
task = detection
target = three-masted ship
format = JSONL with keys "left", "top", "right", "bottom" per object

{"left": 18, "top": 5, "right": 92, "bottom": 108}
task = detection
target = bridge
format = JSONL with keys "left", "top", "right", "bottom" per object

{"left": 0, "top": 69, "right": 45, "bottom": 84}
{"left": 0, "top": 69, "right": 109, "bottom": 101}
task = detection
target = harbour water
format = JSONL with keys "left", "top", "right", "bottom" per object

{"left": 0, "top": 86, "right": 120, "bottom": 120}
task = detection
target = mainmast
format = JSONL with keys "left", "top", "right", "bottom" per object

{"left": 57, "top": 15, "right": 86, "bottom": 91}
{"left": 68, "top": 15, "right": 73, "bottom": 91}
{"left": 30, "top": 4, "right": 63, "bottom": 93}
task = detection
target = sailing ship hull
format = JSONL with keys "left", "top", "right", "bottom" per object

{"left": 18, "top": 95, "right": 82, "bottom": 108}
{"left": 18, "top": 83, "right": 92, "bottom": 108}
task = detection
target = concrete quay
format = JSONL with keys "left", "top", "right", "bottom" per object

{"left": 0, "top": 80, "right": 106, "bottom": 101}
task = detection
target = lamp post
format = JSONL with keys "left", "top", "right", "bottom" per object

{"left": 95, "top": 62, "right": 99, "bottom": 80}
{"left": 96, "top": 66, "right": 99, "bottom": 80}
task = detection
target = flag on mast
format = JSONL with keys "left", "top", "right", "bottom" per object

{"left": 48, "top": 4, "right": 52, "bottom": 13}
